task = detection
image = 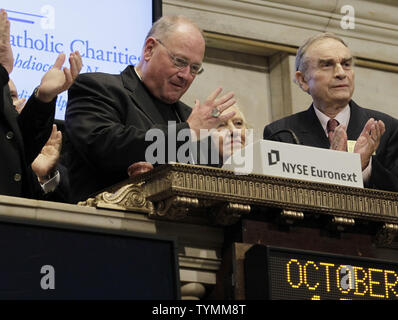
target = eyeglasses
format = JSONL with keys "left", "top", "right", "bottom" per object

{"left": 155, "top": 38, "right": 204, "bottom": 76}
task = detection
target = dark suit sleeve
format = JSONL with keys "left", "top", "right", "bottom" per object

{"left": 17, "top": 93, "right": 56, "bottom": 164}
{"left": 368, "top": 122, "right": 398, "bottom": 192}
{"left": 1, "top": 64, "right": 55, "bottom": 164}
{"left": 263, "top": 125, "right": 272, "bottom": 139}
{"left": 263, "top": 122, "right": 298, "bottom": 144}
{"left": 0, "top": 64, "right": 9, "bottom": 113}
{"left": 263, "top": 123, "right": 284, "bottom": 141}
{"left": 65, "top": 74, "right": 191, "bottom": 173}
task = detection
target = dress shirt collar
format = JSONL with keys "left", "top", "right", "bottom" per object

{"left": 313, "top": 104, "right": 350, "bottom": 137}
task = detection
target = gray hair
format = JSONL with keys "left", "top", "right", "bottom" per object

{"left": 146, "top": 15, "right": 204, "bottom": 43}
{"left": 295, "top": 33, "right": 348, "bottom": 73}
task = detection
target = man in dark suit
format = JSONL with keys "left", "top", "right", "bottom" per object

{"left": 65, "top": 15, "right": 237, "bottom": 203}
{"left": 0, "top": 9, "right": 82, "bottom": 199}
{"left": 8, "top": 79, "right": 71, "bottom": 202}
{"left": 263, "top": 33, "right": 398, "bottom": 192}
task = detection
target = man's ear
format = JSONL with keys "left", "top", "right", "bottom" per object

{"left": 295, "top": 71, "right": 309, "bottom": 93}
{"left": 143, "top": 37, "right": 156, "bottom": 61}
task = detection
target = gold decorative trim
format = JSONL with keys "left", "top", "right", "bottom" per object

{"left": 212, "top": 202, "right": 251, "bottom": 226}
{"left": 134, "top": 163, "right": 398, "bottom": 227}
{"left": 78, "top": 183, "right": 153, "bottom": 214}
{"left": 332, "top": 216, "right": 355, "bottom": 225}
{"left": 332, "top": 216, "right": 355, "bottom": 232}
{"left": 81, "top": 163, "right": 398, "bottom": 238}
{"left": 151, "top": 195, "right": 199, "bottom": 221}
{"left": 281, "top": 209, "right": 304, "bottom": 222}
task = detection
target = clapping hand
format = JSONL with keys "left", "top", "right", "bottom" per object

{"left": 354, "top": 118, "right": 385, "bottom": 170}
{"left": 0, "top": 9, "right": 13, "bottom": 74}
{"left": 32, "top": 124, "right": 62, "bottom": 182}
{"left": 330, "top": 118, "right": 385, "bottom": 170}
{"left": 36, "top": 51, "right": 83, "bottom": 103}
{"left": 330, "top": 124, "right": 348, "bottom": 151}
{"left": 13, "top": 97, "right": 26, "bottom": 113}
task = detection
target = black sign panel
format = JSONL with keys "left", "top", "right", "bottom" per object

{"left": 0, "top": 221, "right": 179, "bottom": 299}
{"left": 245, "top": 245, "right": 398, "bottom": 300}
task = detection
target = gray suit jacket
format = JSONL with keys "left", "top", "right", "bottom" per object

{"left": 263, "top": 100, "right": 398, "bottom": 192}
{"left": 65, "top": 66, "right": 193, "bottom": 203}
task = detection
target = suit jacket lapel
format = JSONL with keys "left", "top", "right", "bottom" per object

{"left": 298, "top": 105, "right": 330, "bottom": 148}
{"left": 121, "top": 66, "right": 165, "bottom": 125}
{"left": 347, "top": 100, "right": 367, "bottom": 140}
{"left": 175, "top": 101, "right": 192, "bottom": 121}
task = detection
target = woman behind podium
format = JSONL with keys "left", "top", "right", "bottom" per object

{"left": 127, "top": 104, "right": 250, "bottom": 177}
{"left": 211, "top": 104, "right": 250, "bottom": 164}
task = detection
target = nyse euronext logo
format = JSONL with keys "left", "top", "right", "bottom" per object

{"left": 267, "top": 149, "right": 359, "bottom": 183}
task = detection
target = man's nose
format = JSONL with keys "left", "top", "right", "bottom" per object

{"left": 177, "top": 65, "right": 192, "bottom": 79}
{"left": 334, "top": 63, "right": 347, "bottom": 79}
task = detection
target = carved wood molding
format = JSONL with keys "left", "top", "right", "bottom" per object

{"left": 78, "top": 183, "right": 154, "bottom": 214}
{"left": 164, "top": 0, "right": 398, "bottom": 65}
{"left": 81, "top": 163, "right": 398, "bottom": 243}
{"left": 138, "top": 163, "right": 398, "bottom": 225}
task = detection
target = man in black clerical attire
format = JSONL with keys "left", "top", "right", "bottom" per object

{"left": 65, "top": 15, "right": 236, "bottom": 203}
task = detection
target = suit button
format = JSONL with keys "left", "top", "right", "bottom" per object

{"left": 6, "top": 131, "right": 14, "bottom": 140}
{"left": 14, "top": 173, "right": 22, "bottom": 182}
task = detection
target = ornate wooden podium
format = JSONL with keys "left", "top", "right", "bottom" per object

{"left": 82, "top": 163, "right": 398, "bottom": 237}
{"left": 79, "top": 163, "right": 398, "bottom": 299}
{"left": 2, "top": 163, "right": 397, "bottom": 299}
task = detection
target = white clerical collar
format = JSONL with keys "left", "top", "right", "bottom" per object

{"left": 314, "top": 104, "right": 351, "bottom": 137}
{"left": 134, "top": 66, "right": 143, "bottom": 81}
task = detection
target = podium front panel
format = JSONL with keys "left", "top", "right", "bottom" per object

{"left": 0, "top": 221, "right": 180, "bottom": 299}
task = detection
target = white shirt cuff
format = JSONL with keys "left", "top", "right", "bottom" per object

{"left": 40, "top": 170, "right": 60, "bottom": 194}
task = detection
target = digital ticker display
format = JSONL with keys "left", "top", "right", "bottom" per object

{"left": 245, "top": 245, "right": 398, "bottom": 300}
